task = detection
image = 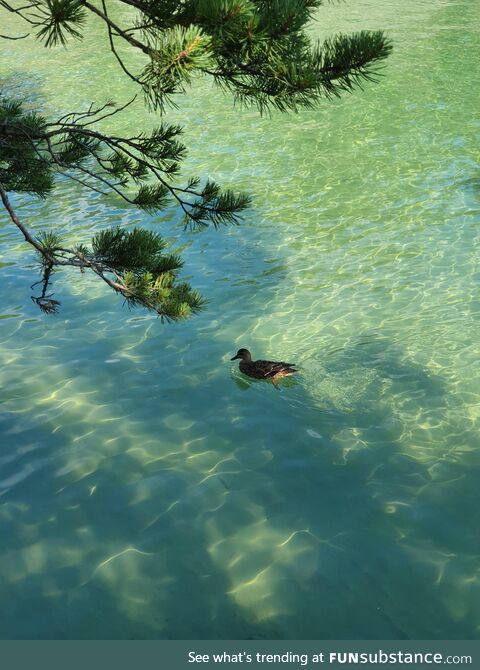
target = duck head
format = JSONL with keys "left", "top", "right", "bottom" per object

{"left": 231, "top": 348, "right": 252, "bottom": 362}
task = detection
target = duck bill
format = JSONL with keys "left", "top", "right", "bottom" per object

{"left": 231, "top": 354, "right": 240, "bottom": 360}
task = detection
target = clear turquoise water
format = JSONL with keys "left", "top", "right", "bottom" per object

{"left": 1, "top": 0, "right": 480, "bottom": 639}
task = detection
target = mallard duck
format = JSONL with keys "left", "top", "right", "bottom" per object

{"left": 231, "top": 348, "right": 298, "bottom": 387}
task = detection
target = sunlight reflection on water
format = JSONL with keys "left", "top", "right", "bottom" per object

{"left": 1, "top": 0, "right": 480, "bottom": 640}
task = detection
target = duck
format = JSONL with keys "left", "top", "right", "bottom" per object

{"left": 230, "top": 348, "right": 298, "bottom": 387}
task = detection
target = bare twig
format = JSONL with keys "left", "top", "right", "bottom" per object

{"left": 83, "top": 0, "right": 150, "bottom": 54}
{"left": 0, "top": 31, "right": 29, "bottom": 39}
{"left": 101, "top": 0, "right": 144, "bottom": 86}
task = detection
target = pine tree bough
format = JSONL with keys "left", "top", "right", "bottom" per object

{"left": 0, "top": 184, "right": 205, "bottom": 319}
{"left": 0, "top": 0, "right": 392, "bottom": 321}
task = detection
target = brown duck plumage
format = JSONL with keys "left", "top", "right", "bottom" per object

{"left": 231, "top": 348, "right": 298, "bottom": 386}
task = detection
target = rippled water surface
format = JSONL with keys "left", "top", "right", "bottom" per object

{"left": 1, "top": 0, "right": 480, "bottom": 639}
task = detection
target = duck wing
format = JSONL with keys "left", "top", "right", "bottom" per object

{"left": 255, "top": 360, "right": 298, "bottom": 378}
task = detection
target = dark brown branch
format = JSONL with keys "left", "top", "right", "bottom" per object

{"left": 116, "top": 0, "right": 150, "bottom": 13}
{"left": 83, "top": 0, "right": 150, "bottom": 54}
{"left": 0, "top": 183, "right": 48, "bottom": 255}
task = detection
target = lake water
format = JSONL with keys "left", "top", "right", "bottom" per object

{"left": 1, "top": 0, "right": 479, "bottom": 639}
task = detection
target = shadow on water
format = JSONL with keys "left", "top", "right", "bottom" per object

{"left": 1, "top": 334, "right": 479, "bottom": 639}
{"left": 0, "top": 82, "right": 295, "bottom": 640}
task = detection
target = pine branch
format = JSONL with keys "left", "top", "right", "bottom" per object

{"left": 35, "top": 0, "right": 87, "bottom": 47}
{"left": 0, "top": 0, "right": 393, "bottom": 323}
{"left": 2, "top": 96, "right": 250, "bottom": 229}
{"left": 0, "top": 184, "right": 205, "bottom": 320}
{"left": 2, "top": 0, "right": 392, "bottom": 114}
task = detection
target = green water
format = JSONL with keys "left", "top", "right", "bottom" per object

{"left": 1, "top": 0, "right": 480, "bottom": 640}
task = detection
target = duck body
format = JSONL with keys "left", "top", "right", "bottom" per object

{"left": 231, "top": 348, "right": 298, "bottom": 385}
